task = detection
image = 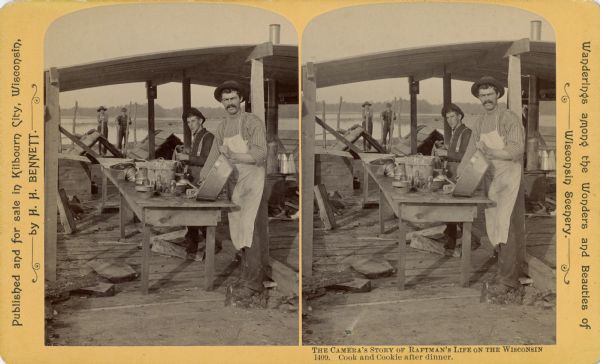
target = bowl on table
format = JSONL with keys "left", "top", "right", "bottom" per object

{"left": 392, "top": 180, "right": 410, "bottom": 189}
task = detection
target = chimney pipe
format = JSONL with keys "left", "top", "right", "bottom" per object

{"left": 269, "top": 24, "right": 281, "bottom": 44}
{"left": 530, "top": 20, "right": 541, "bottom": 41}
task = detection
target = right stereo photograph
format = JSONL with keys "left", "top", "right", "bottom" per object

{"left": 301, "top": 3, "right": 556, "bottom": 346}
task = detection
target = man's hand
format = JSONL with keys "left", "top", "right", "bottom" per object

{"left": 219, "top": 145, "right": 231, "bottom": 158}
{"left": 476, "top": 141, "right": 494, "bottom": 158}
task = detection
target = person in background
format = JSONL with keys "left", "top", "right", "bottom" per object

{"left": 96, "top": 106, "right": 109, "bottom": 155}
{"left": 361, "top": 101, "right": 373, "bottom": 151}
{"left": 213, "top": 80, "right": 267, "bottom": 301}
{"left": 115, "top": 107, "right": 131, "bottom": 151}
{"left": 380, "top": 102, "right": 396, "bottom": 150}
{"left": 458, "top": 76, "right": 525, "bottom": 294}
{"left": 176, "top": 107, "right": 220, "bottom": 260}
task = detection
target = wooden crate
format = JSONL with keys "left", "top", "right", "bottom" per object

{"left": 58, "top": 159, "right": 91, "bottom": 200}
{"left": 315, "top": 154, "right": 353, "bottom": 195}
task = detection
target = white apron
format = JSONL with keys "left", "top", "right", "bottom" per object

{"left": 480, "top": 115, "right": 521, "bottom": 246}
{"left": 223, "top": 117, "right": 265, "bottom": 250}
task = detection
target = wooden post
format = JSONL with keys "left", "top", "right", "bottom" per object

{"left": 71, "top": 101, "right": 78, "bottom": 148}
{"left": 182, "top": 76, "right": 192, "bottom": 150}
{"left": 301, "top": 63, "right": 316, "bottom": 278}
{"left": 265, "top": 78, "right": 279, "bottom": 175}
{"left": 527, "top": 76, "right": 540, "bottom": 141}
{"left": 443, "top": 72, "right": 452, "bottom": 144}
{"left": 266, "top": 78, "right": 278, "bottom": 140}
{"left": 396, "top": 97, "right": 402, "bottom": 141}
{"left": 336, "top": 96, "right": 342, "bottom": 130}
{"left": 251, "top": 60, "right": 266, "bottom": 122}
{"left": 321, "top": 101, "right": 327, "bottom": 148}
{"left": 133, "top": 102, "right": 138, "bottom": 145}
{"left": 507, "top": 55, "right": 522, "bottom": 119}
{"left": 409, "top": 77, "right": 419, "bottom": 154}
{"left": 45, "top": 68, "right": 60, "bottom": 282}
{"left": 124, "top": 101, "right": 132, "bottom": 155}
{"left": 146, "top": 81, "right": 156, "bottom": 159}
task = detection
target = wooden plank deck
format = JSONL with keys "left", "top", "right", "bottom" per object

{"left": 304, "top": 193, "right": 556, "bottom": 345}
{"left": 49, "top": 198, "right": 299, "bottom": 346}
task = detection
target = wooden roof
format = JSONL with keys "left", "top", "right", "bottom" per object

{"left": 51, "top": 44, "right": 298, "bottom": 103}
{"left": 310, "top": 40, "right": 555, "bottom": 96}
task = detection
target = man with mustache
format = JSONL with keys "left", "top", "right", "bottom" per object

{"left": 458, "top": 76, "right": 525, "bottom": 294}
{"left": 213, "top": 80, "right": 267, "bottom": 300}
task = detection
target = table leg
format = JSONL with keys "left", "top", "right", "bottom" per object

{"left": 119, "top": 194, "right": 126, "bottom": 239}
{"left": 379, "top": 190, "right": 385, "bottom": 234}
{"left": 205, "top": 226, "right": 216, "bottom": 291}
{"left": 141, "top": 221, "right": 151, "bottom": 294}
{"left": 397, "top": 207, "right": 406, "bottom": 290}
{"left": 461, "top": 222, "right": 472, "bottom": 287}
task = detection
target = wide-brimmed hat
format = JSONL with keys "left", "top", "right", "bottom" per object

{"left": 471, "top": 76, "right": 505, "bottom": 98}
{"left": 97, "top": 106, "right": 107, "bottom": 112}
{"left": 214, "top": 80, "right": 246, "bottom": 102}
{"left": 121, "top": 107, "right": 127, "bottom": 112}
{"left": 362, "top": 101, "right": 372, "bottom": 107}
{"left": 441, "top": 103, "right": 464, "bottom": 120}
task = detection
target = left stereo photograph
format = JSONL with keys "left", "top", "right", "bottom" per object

{"left": 44, "top": 3, "right": 299, "bottom": 346}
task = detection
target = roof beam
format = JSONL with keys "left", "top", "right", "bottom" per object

{"left": 504, "top": 38, "right": 530, "bottom": 57}
{"left": 246, "top": 42, "right": 274, "bottom": 62}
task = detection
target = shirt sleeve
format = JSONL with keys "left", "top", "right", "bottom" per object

{"left": 244, "top": 114, "right": 267, "bottom": 164}
{"left": 501, "top": 111, "right": 525, "bottom": 161}
{"left": 215, "top": 122, "right": 224, "bottom": 146}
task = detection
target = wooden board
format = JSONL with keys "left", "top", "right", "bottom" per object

{"left": 270, "top": 258, "right": 299, "bottom": 297}
{"left": 314, "top": 184, "right": 337, "bottom": 230}
{"left": 45, "top": 68, "right": 60, "bottom": 282}
{"left": 301, "top": 63, "right": 316, "bottom": 277}
{"left": 57, "top": 188, "right": 77, "bottom": 234}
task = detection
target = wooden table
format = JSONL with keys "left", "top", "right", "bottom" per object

{"left": 99, "top": 160, "right": 236, "bottom": 294}
{"left": 364, "top": 163, "right": 491, "bottom": 290}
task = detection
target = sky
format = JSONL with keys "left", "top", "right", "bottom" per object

{"left": 302, "top": 3, "right": 555, "bottom": 105}
{"left": 44, "top": 3, "right": 297, "bottom": 109}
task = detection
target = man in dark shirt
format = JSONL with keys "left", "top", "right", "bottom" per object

{"left": 96, "top": 106, "right": 109, "bottom": 155}
{"left": 380, "top": 102, "right": 396, "bottom": 150}
{"left": 443, "top": 103, "right": 472, "bottom": 178}
{"left": 362, "top": 101, "right": 373, "bottom": 151}
{"left": 440, "top": 103, "right": 472, "bottom": 255}
{"left": 176, "top": 107, "right": 220, "bottom": 259}
{"left": 115, "top": 107, "right": 131, "bottom": 151}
